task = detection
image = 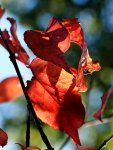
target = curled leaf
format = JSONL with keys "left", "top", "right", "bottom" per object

{"left": 0, "top": 76, "right": 23, "bottom": 102}
{"left": 0, "top": 128, "right": 8, "bottom": 147}
{"left": 63, "top": 18, "right": 101, "bottom": 74}
{"left": 24, "top": 17, "right": 70, "bottom": 71}
{"left": 7, "top": 18, "right": 29, "bottom": 65}
{"left": 94, "top": 87, "right": 113, "bottom": 121}
{"left": 27, "top": 58, "right": 85, "bottom": 145}
{"left": 0, "top": 18, "right": 29, "bottom": 65}
{"left": 24, "top": 17, "right": 100, "bottom": 92}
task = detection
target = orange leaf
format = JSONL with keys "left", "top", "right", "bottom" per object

{"left": 94, "top": 87, "right": 113, "bottom": 121}
{"left": 0, "top": 76, "right": 23, "bottom": 102}
{"left": 24, "top": 17, "right": 100, "bottom": 88}
{"left": 27, "top": 58, "right": 85, "bottom": 145}
{"left": 0, "top": 128, "right": 8, "bottom": 147}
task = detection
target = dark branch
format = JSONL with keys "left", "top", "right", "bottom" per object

{"left": 26, "top": 105, "right": 30, "bottom": 147}
{"left": 0, "top": 29, "right": 54, "bottom": 150}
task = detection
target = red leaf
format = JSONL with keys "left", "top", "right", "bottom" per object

{"left": 0, "top": 128, "right": 8, "bottom": 147}
{"left": 63, "top": 18, "right": 84, "bottom": 47}
{"left": 24, "top": 17, "right": 100, "bottom": 87}
{"left": 63, "top": 18, "right": 101, "bottom": 73}
{"left": 0, "top": 5, "right": 5, "bottom": 19}
{"left": 0, "top": 76, "right": 23, "bottom": 102}
{"left": 27, "top": 58, "right": 85, "bottom": 145}
{"left": 0, "top": 18, "right": 29, "bottom": 65}
{"left": 62, "top": 18, "right": 101, "bottom": 91}
{"left": 7, "top": 18, "right": 29, "bottom": 65}
{"left": 71, "top": 68, "right": 87, "bottom": 92}
{"left": 24, "top": 17, "right": 70, "bottom": 71}
{"left": 94, "top": 87, "right": 113, "bottom": 121}
{"left": 18, "top": 144, "right": 40, "bottom": 150}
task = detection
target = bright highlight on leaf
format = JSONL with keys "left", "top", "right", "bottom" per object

{"left": 0, "top": 7, "right": 101, "bottom": 148}
{"left": 0, "top": 76, "right": 23, "bottom": 102}
{"left": 94, "top": 87, "right": 113, "bottom": 121}
{"left": 24, "top": 17, "right": 100, "bottom": 92}
{"left": 24, "top": 16, "right": 101, "bottom": 146}
{"left": 27, "top": 58, "right": 85, "bottom": 145}
{"left": 0, "top": 128, "right": 8, "bottom": 147}
{"left": 24, "top": 17, "right": 101, "bottom": 74}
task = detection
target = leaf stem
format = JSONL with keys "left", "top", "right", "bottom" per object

{"left": 59, "top": 115, "right": 113, "bottom": 150}
{"left": 83, "top": 115, "right": 113, "bottom": 128}
{"left": 0, "top": 29, "right": 54, "bottom": 150}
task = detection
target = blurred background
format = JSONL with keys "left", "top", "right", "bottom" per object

{"left": 0, "top": 0, "right": 113, "bottom": 149}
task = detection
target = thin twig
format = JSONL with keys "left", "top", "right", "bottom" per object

{"left": 26, "top": 105, "right": 30, "bottom": 147}
{"left": 83, "top": 115, "right": 113, "bottom": 128}
{"left": 0, "top": 29, "right": 54, "bottom": 150}
{"left": 98, "top": 135, "right": 113, "bottom": 150}
{"left": 59, "top": 115, "right": 113, "bottom": 150}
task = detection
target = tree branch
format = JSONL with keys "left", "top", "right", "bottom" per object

{"left": 98, "top": 135, "right": 113, "bottom": 150}
{"left": 83, "top": 115, "right": 113, "bottom": 128}
{"left": 26, "top": 105, "right": 30, "bottom": 147}
{"left": 0, "top": 29, "right": 54, "bottom": 150}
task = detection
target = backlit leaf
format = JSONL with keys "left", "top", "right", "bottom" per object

{"left": 0, "top": 76, "right": 23, "bottom": 102}
{"left": 24, "top": 17, "right": 70, "bottom": 71}
{"left": 27, "top": 58, "right": 85, "bottom": 145}
{"left": 24, "top": 17, "right": 100, "bottom": 93}
{"left": 7, "top": 17, "right": 29, "bottom": 65}
{"left": 63, "top": 18, "right": 101, "bottom": 74}
{"left": 0, "top": 17, "right": 29, "bottom": 65}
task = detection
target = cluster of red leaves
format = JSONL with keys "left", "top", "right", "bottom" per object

{"left": 24, "top": 17, "right": 100, "bottom": 148}
{"left": 1, "top": 5, "right": 113, "bottom": 150}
